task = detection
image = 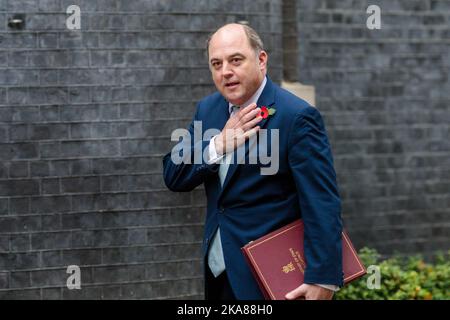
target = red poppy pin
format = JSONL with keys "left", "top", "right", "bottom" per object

{"left": 260, "top": 106, "right": 276, "bottom": 119}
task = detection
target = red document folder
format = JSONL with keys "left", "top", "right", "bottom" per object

{"left": 241, "top": 219, "right": 366, "bottom": 300}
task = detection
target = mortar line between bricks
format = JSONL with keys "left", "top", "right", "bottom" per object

{"left": 0, "top": 136, "right": 188, "bottom": 142}
{"left": 3, "top": 222, "right": 447, "bottom": 239}
{"left": 0, "top": 119, "right": 194, "bottom": 125}
{"left": 0, "top": 11, "right": 279, "bottom": 16}
{"left": 3, "top": 194, "right": 205, "bottom": 201}
{"left": 2, "top": 177, "right": 163, "bottom": 184}
{"left": 6, "top": 27, "right": 281, "bottom": 33}
{"left": 0, "top": 46, "right": 284, "bottom": 50}
{"left": 320, "top": 97, "right": 450, "bottom": 101}
{"left": 57, "top": 225, "right": 206, "bottom": 235}
{"left": 0, "top": 206, "right": 207, "bottom": 215}
{"left": 1, "top": 83, "right": 219, "bottom": 88}
{"left": 3, "top": 98, "right": 433, "bottom": 109}
{"left": 2, "top": 241, "right": 203, "bottom": 256}
{"left": 338, "top": 193, "right": 450, "bottom": 202}
{"left": 0, "top": 204, "right": 206, "bottom": 217}
{"left": 4, "top": 221, "right": 448, "bottom": 238}
{"left": 32, "top": 187, "right": 179, "bottom": 194}
{"left": 363, "top": 237, "right": 450, "bottom": 246}
{"left": 1, "top": 222, "right": 205, "bottom": 235}
{"left": 347, "top": 222, "right": 450, "bottom": 232}
{"left": 5, "top": 166, "right": 449, "bottom": 178}
{"left": 1, "top": 65, "right": 283, "bottom": 69}
{"left": 30, "top": 151, "right": 448, "bottom": 160}
{"left": 0, "top": 100, "right": 200, "bottom": 104}
{"left": 0, "top": 171, "right": 445, "bottom": 183}
{"left": 0, "top": 172, "right": 168, "bottom": 178}
{"left": 0, "top": 28, "right": 281, "bottom": 34}
{"left": 334, "top": 151, "right": 450, "bottom": 157}
{"left": 304, "top": 67, "right": 447, "bottom": 72}
{"left": 13, "top": 179, "right": 450, "bottom": 194}
{"left": 2, "top": 258, "right": 204, "bottom": 273}
{"left": 343, "top": 209, "right": 450, "bottom": 218}
{"left": 337, "top": 166, "right": 450, "bottom": 173}
{"left": 4, "top": 84, "right": 414, "bottom": 91}
{"left": 309, "top": 39, "right": 450, "bottom": 44}
{"left": 338, "top": 177, "right": 450, "bottom": 183}
{"left": 153, "top": 294, "right": 203, "bottom": 300}
{"left": 0, "top": 276, "right": 204, "bottom": 292}
{"left": 311, "top": 9, "right": 450, "bottom": 16}
{"left": 0, "top": 48, "right": 236, "bottom": 52}
{"left": 296, "top": 23, "right": 450, "bottom": 30}
{"left": 21, "top": 154, "right": 169, "bottom": 161}
{"left": 0, "top": 66, "right": 214, "bottom": 70}
{"left": 43, "top": 172, "right": 168, "bottom": 176}
{"left": 18, "top": 135, "right": 440, "bottom": 143}
{"left": 3, "top": 83, "right": 216, "bottom": 88}
{"left": 0, "top": 102, "right": 213, "bottom": 107}
{"left": 300, "top": 53, "right": 450, "bottom": 58}
{"left": 323, "top": 124, "right": 450, "bottom": 129}
{"left": 8, "top": 207, "right": 207, "bottom": 214}
{"left": 320, "top": 179, "right": 450, "bottom": 186}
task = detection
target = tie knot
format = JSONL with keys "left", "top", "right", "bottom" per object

{"left": 232, "top": 105, "right": 240, "bottom": 114}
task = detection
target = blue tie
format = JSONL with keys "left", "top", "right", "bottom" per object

{"left": 207, "top": 106, "right": 239, "bottom": 277}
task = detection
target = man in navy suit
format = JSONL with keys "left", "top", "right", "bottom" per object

{"left": 163, "top": 23, "right": 343, "bottom": 300}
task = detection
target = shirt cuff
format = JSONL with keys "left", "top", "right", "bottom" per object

{"left": 207, "top": 135, "right": 225, "bottom": 165}
{"left": 316, "top": 284, "right": 340, "bottom": 292}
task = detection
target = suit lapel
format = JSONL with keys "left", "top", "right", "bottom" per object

{"left": 215, "top": 97, "right": 231, "bottom": 131}
{"left": 219, "top": 77, "right": 277, "bottom": 197}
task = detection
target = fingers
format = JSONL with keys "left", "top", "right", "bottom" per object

{"left": 229, "top": 103, "right": 257, "bottom": 119}
{"left": 227, "top": 104, "right": 259, "bottom": 130}
{"left": 222, "top": 128, "right": 243, "bottom": 153}
{"left": 221, "top": 103, "right": 265, "bottom": 153}
{"left": 239, "top": 107, "right": 261, "bottom": 126}
{"left": 285, "top": 284, "right": 308, "bottom": 300}
{"left": 240, "top": 102, "right": 258, "bottom": 115}
{"left": 225, "top": 126, "right": 259, "bottom": 153}
{"left": 230, "top": 104, "right": 262, "bottom": 133}
{"left": 242, "top": 114, "right": 262, "bottom": 132}
{"left": 241, "top": 126, "right": 260, "bottom": 141}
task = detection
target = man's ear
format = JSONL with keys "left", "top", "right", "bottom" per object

{"left": 258, "top": 50, "right": 268, "bottom": 72}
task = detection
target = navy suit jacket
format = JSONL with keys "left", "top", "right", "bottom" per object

{"left": 163, "top": 77, "right": 343, "bottom": 299}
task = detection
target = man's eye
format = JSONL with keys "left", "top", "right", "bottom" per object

{"left": 212, "top": 62, "right": 221, "bottom": 68}
{"left": 232, "top": 58, "right": 241, "bottom": 64}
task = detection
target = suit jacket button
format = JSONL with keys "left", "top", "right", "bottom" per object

{"left": 219, "top": 206, "right": 224, "bottom": 213}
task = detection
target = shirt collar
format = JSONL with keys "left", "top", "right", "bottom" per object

{"left": 228, "top": 76, "right": 267, "bottom": 114}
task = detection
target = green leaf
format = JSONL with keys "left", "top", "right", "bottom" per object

{"left": 268, "top": 108, "right": 276, "bottom": 115}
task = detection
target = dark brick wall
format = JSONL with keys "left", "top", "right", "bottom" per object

{"left": 282, "top": 0, "right": 300, "bottom": 81}
{"left": 2, "top": 0, "right": 448, "bottom": 300}
{"left": 0, "top": 0, "right": 282, "bottom": 299}
{"left": 296, "top": 0, "right": 450, "bottom": 258}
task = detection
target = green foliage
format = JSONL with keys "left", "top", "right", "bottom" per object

{"left": 334, "top": 247, "right": 450, "bottom": 300}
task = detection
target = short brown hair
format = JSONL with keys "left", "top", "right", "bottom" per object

{"left": 205, "top": 23, "right": 264, "bottom": 57}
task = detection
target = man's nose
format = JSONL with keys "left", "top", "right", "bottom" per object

{"left": 222, "top": 62, "right": 233, "bottom": 78}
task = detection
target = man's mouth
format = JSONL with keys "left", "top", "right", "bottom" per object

{"left": 225, "top": 82, "right": 240, "bottom": 89}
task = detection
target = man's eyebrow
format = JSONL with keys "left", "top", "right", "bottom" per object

{"left": 210, "top": 53, "right": 245, "bottom": 64}
{"left": 229, "top": 53, "right": 245, "bottom": 59}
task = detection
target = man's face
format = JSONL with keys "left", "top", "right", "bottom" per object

{"left": 208, "top": 25, "right": 267, "bottom": 106}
